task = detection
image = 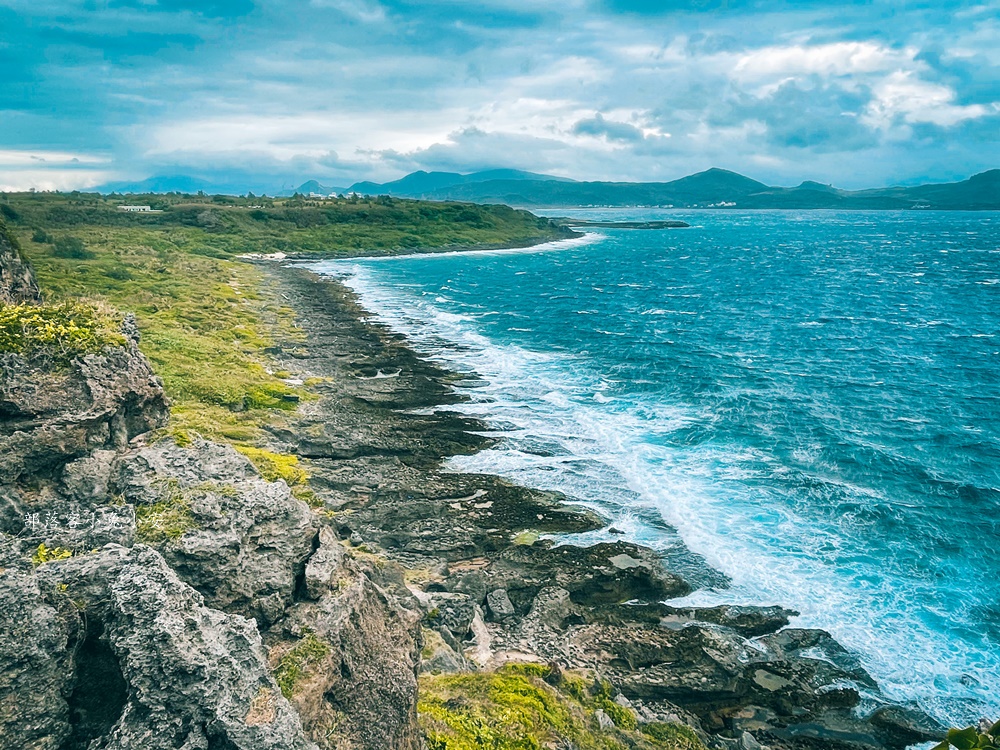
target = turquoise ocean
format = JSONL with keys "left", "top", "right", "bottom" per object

{"left": 308, "top": 210, "right": 1000, "bottom": 725}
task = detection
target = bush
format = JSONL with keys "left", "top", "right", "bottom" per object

{"left": 52, "top": 235, "right": 95, "bottom": 259}
{"left": 0, "top": 302, "right": 127, "bottom": 364}
{"left": 934, "top": 722, "right": 1000, "bottom": 750}
{"left": 32, "top": 228, "right": 53, "bottom": 243}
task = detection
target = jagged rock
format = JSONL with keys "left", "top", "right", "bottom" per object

{"left": 303, "top": 526, "right": 345, "bottom": 600}
{"left": 486, "top": 588, "right": 516, "bottom": 621}
{"left": 0, "top": 568, "right": 80, "bottom": 750}
{"left": 112, "top": 439, "right": 318, "bottom": 626}
{"left": 0, "top": 218, "right": 40, "bottom": 305}
{"left": 419, "top": 628, "right": 470, "bottom": 674}
{"left": 278, "top": 552, "right": 423, "bottom": 750}
{"left": 488, "top": 541, "right": 690, "bottom": 613}
{"left": 32, "top": 545, "right": 315, "bottom": 750}
{"left": 421, "top": 591, "right": 477, "bottom": 639}
{"left": 869, "top": 705, "right": 946, "bottom": 746}
{"left": 658, "top": 605, "right": 797, "bottom": 638}
{"left": 0, "top": 323, "right": 169, "bottom": 486}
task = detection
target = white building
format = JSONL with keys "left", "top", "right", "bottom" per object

{"left": 118, "top": 205, "right": 152, "bottom": 212}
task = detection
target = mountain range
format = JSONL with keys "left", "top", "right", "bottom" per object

{"left": 335, "top": 167, "right": 1000, "bottom": 210}
{"left": 97, "top": 167, "right": 1000, "bottom": 210}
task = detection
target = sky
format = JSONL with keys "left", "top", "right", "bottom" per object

{"left": 0, "top": 0, "right": 998, "bottom": 192}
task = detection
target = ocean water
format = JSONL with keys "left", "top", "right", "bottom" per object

{"left": 307, "top": 209, "right": 1000, "bottom": 725}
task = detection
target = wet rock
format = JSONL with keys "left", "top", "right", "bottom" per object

{"left": 490, "top": 541, "right": 690, "bottom": 613}
{"left": 112, "top": 439, "right": 318, "bottom": 626}
{"left": 869, "top": 705, "right": 947, "bottom": 746}
{"left": 658, "top": 604, "right": 798, "bottom": 638}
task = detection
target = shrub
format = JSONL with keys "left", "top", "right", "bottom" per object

{"left": 52, "top": 235, "right": 95, "bottom": 259}
{"left": 933, "top": 722, "right": 1000, "bottom": 750}
{"left": 32, "top": 228, "right": 53, "bottom": 243}
{"left": 32, "top": 543, "right": 74, "bottom": 565}
{"left": 0, "top": 302, "right": 127, "bottom": 365}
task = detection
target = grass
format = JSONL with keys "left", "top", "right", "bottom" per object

{"left": 134, "top": 480, "right": 200, "bottom": 543}
{"left": 1, "top": 191, "right": 569, "bottom": 480}
{"left": 418, "top": 664, "right": 709, "bottom": 750}
{"left": 273, "top": 632, "right": 331, "bottom": 699}
{"left": 32, "top": 543, "right": 74, "bottom": 565}
{"left": 0, "top": 301, "right": 126, "bottom": 365}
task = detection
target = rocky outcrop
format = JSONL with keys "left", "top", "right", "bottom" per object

{"left": 112, "top": 439, "right": 318, "bottom": 626}
{"left": 0, "top": 319, "right": 169, "bottom": 487}
{"left": 34, "top": 545, "right": 316, "bottom": 750}
{"left": 274, "top": 539, "right": 423, "bottom": 750}
{"left": 0, "top": 218, "right": 40, "bottom": 305}
{"left": 0, "top": 565, "right": 80, "bottom": 750}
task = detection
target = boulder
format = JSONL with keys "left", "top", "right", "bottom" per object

{"left": 0, "top": 568, "right": 80, "bottom": 750}
{"left": 278, "top": 553, "right": 423, "bottom": 750}
{"left": 35, "top": 545, "right": 315, "bottom": 750}
{"left": 0, "top": 320, "right": 169, "bottom": 485}
{"left": 112, "top": 439, "right": 318, "bottom": 625}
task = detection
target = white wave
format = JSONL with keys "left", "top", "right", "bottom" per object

{"left": 308, "top": 259, "right": 1000, "bottom": 727}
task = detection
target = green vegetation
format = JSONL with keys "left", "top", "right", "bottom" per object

{"left": 135, "top": 479, "right": 200, "bottom": 543}
{"left": 0, "top": 191, "right": 567, "bottom": 479}
{"left": 934, "top": 722, "right": 1000, "bottom": 750}
{"left": 32, "top": 543, "right": 74, "bottom": 565}
{"left": 418, "top": 664, "right": 708, "bottom": 750}
{"left": 0, "top": 301, "right": 126, "bottom": 365}
{"left": 235, "top": 446, "right": 309, "bottom": 486}
{"left": 273, "top": 632, "right": 331, "bottom": 699}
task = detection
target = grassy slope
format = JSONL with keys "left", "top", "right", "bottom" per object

{"left": 1, "top": 191, "right": 570, "bottom": 491}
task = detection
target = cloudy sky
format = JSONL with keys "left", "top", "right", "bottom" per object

{"left": 1, "top": 0, "right": 998, "bottom": 192}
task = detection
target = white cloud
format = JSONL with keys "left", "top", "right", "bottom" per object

{"left": 732, "top": 41, "right": 916, "bottom": 82}
{"left": 0, "top": 168, "right": 118, "bottom": 192}
{"left": 864, "top": 71, "right": 998, "bottom": 129}
{"left": 0, "top": 149, "right": 109, "bottom": 167}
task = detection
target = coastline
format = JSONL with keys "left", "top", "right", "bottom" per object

{"left": 253, "top": 256, "right": 946, "bottom": 750}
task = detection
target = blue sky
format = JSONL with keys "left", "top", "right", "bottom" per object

{"left": 0, "top": 0, "right": 997, "bottom": 191}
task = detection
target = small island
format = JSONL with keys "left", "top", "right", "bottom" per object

{"left": 551, "top": 218, "right": 691, "bottom": 229}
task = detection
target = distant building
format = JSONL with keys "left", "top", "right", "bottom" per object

{"left": 118, "top": 205, "right": 152, "bottom": 212}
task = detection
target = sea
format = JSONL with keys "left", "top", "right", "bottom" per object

{"left": 306, "top": 209, "right": 1000, "bottom": 726}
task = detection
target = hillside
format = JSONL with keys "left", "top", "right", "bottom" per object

{"left": 348, "top": 167, "right": 1000, "bottom": 209}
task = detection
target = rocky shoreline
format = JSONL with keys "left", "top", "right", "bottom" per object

{"left": 251, "top": 263, "right": 945, "bottom": 750}
{"left": 0, "top": 218, "right": 947, "bottom": 750}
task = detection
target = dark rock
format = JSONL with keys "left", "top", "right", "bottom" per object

{"left": 490, "top": 541, "right": 690, "bottom": 613}
{"left": 658, "top": 604, "right": 798, "bottom": 638}
{"left": 486, "top": 588, "right": 516, "bottom": 621}
{"left": 869, "top": 705, "right": 947, "bottom": 747}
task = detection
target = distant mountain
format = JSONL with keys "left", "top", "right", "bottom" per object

{"left": 281, "top": 180, "right": 348, "bottom": 197}
{"left": 350, "top": 167, "right": 999, "bottom": 210}
{"left": 96, "top": 175, "right": 222, "bottom": 195}
{"left": 347, "top": 168, "right": 574, "bottom": 198}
